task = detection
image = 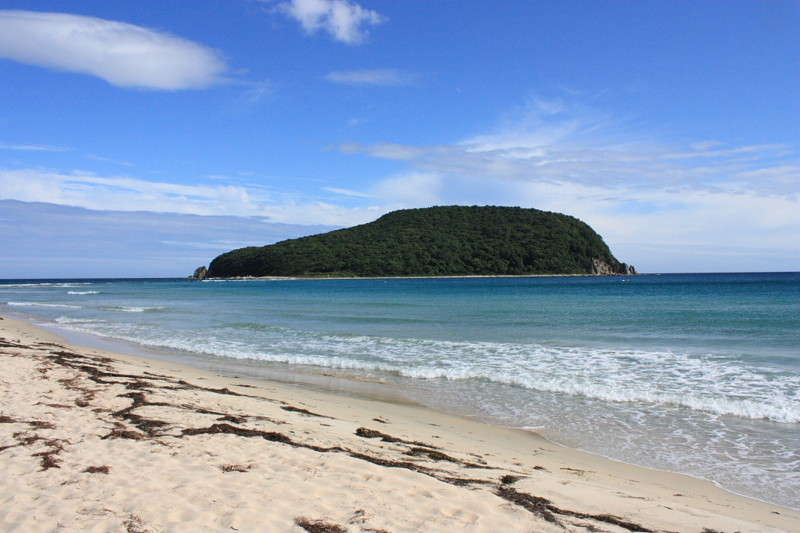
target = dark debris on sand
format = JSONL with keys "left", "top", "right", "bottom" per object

{"left": 84, "top": 465, "right": 111, "bottom": 474}
{"left": 1, "top": 339, "right": 664, "bottom": 533}
{"left": 294, "top": 517, "right": 348, "bottom": 533}
{"left": 282, "top": 405, "right": 334, "bottom": 419}
{"left": 495, "top": 486, "right": 655, "bottom": 532}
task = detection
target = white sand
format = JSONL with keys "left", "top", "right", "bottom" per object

{"left": 1, "top": 315, "right": 797, "bottom": 532}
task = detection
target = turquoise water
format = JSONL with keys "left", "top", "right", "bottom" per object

{"left": 2, "top": 273, "right": 798, "bottom": 508}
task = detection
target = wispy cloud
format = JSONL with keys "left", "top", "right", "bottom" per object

{"left": 0, "top": 168, "right": 382, "bottom": 227}
{"left": 325, "top": 68, "right": 418, "bottom": 86}
{"left": 0, "top": 142, "right": 67, "bottom": 152}
{"left": 0, "top": 10, "right": 227, "bottom": 89}
{"left": 231, "top": 80, "right": 277, "bottom": 111}
{"left": 0, "top": 200, "right": 336, "bottom": 278}
{"left": 337, "top": 96, "right": 800, "bottom": 272}
{"left": 342, "top": 101, "right": 798, "bottom": 196}
{"left": 370, "top": 172, "right": 443, "bottom": 208}
{"left": 0, "top": 169, "right": 266, "bottom": 217}
{"left": 274, "top": 0, "right": 385, "bottom": 45}
{"left": 86, "top": 154, "right": 134, "bottom": 167}
{"left": 322, "top": 186, "right": 373, "bottom": 198}
{"left": 325, "top": 172, "right": 443, "bottom": 207}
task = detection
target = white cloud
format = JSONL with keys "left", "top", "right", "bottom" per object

{"left": 325, "top": 68, "right": 417, "bottom": 86}
{"left": 0, "top": 10, "right": 227, "bottom": 89}
{"left": 345, "top": 121, "right": 797, "bottom": 196}
{"left": 275, "top": 0, "right": 385, "bottom": 44}
{"left": 262, "top": 201, "right": 381, "bottom": 227}
{"left": 0, "top": 169, "right": 265, "bottom": 216}
{"left": 0, "top": 200, "right": 337, "bottom": 278}
{"left": 662, "top": 144, "right": 787, "bottom": 160}
{"left": 322, "top": 186, "right": 373, "bottom": 198}
{"left": 0, "top": 168, "right": 386, "bottom": 228}
{"left": 370, "top": 172, "right": 443, "bottom": 208}
{"left": 338, "top": 97, "right": 800, "bottom": 272}
{"left": 340, "top": 141, "right": 426, "bottom": 160}
{"left": 86, "top": 154, "right": 134, "bottom": 167}
{"left": 0, "top": 142, "right": 67, "bottom": 152}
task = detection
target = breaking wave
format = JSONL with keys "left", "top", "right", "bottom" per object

{"left": 52, "top": 320, "right": 799, "bottom": 424}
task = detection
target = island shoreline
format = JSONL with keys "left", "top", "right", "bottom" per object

{"left": 196, "top": 272, "right": 643, "bottom": 281}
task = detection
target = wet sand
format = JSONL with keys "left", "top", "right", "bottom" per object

{"left": 1, "top": 315, "right": 796, "bottom": 532}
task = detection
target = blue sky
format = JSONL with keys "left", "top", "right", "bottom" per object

{"left": 1, "top": 0, "right": 798, "bottom": 277}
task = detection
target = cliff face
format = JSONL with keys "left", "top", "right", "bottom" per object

{"left": 206, "top": 206, "right": 634, "bottom": 278}
{"left": 591, "top": 259, "right": 636, "bottom": 276}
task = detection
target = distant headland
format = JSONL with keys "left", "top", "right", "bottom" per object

{"left": 194, "top": 206, "right": 635, "bottom": 279}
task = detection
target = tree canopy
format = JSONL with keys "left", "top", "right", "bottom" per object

{"left": 206, "top": 206, "right": 632, "bottom": 278}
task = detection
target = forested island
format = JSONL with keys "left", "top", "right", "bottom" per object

{"left": 201, "top": 206, "right": 635, "bottom": 278}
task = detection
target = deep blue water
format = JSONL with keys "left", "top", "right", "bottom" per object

{"left": 1, "top": 273, "right": 798, "bottom": 508}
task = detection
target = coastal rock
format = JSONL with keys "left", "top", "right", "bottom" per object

{"left": 189, "top": 266, "right": 208, "bottom": 280}
{"left": 591, "top": 258, "right": 636, "bottom": 276}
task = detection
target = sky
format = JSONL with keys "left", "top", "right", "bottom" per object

{"left": 1, "top": 0, "right": 798, "bottom": 277}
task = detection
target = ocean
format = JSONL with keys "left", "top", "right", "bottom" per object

{"left": 1, "top": 273, "right": 798, "bottom": 509}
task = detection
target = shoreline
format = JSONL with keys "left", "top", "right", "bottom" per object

{"left": 21, "top": 312, "right": 800, "bottom": 511}
{"left": 1, "top": 314, "right": 797, "bottom": 532}
{"left": 198, "top": 272, "right": 643, "bottom": 281}
{"left": 40, "top": 315, "right": 795, "bottom": 512}
{"left": 28, "top": 313, "right": 429, "bottom": 408}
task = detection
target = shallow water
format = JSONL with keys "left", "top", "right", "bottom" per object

{"left": 2, "top": 273, "right": 798, "bottom": 508}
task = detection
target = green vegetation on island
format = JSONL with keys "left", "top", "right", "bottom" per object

{"left": 204, "top": 206, "right": 635, "bottom": 278}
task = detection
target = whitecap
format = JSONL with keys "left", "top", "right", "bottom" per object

{"left": 4, "top": 301, "right": 83, "bottom": 309}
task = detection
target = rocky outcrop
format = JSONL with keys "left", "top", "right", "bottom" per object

{"left": 591, "top": 259, "right": 636, "bottom": 276}
{"left": 189, "top": 266, "right": 208, "bottom": 280}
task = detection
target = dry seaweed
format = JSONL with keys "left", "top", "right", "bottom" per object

{"left": 102, "top": 429, "right": 145, "bottom": 440}
{"left": 355, "top": 427, "right": 439, "bottom": 449}
{"left": 347, "top": 451, "right": 433, "bottom": 476}
{"left": 32, "top": 439, "right": 66, "bottom": 471}
{"left": 496, "top": 486, "right": 559, "bottom": 523}
{"left": 294, "top": 517, "right": 347, "bottom": 533}
{"left": 560, "top": 510, "right": 655, "bottom": 533}
{"left": 123, "top": 514, "right": 150, "bottom": 533}
{"left": 183, "top": 423, "right": 293, "bottom": 444}
{"left": 281, "top": 405, "right": 333, "bottom": 419}
{"left": 0, "top": 339, "right": 26, "bottom": 349}
{"left": 404, "top": 447, "right": 461, "bottom": 463}
{"left": 220, "top": 464, "right": 251, "bottom": 472}
{"left": 496, "top": 486, "right": 655, "bottom": 532}
{"left": 217, "top": 414, "right": 248, "bottom": 424}
{"left": 438, "top": 476, "right": 493, "bottom": 487}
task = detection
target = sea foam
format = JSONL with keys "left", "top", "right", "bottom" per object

{"left": 54, "top": 319, "right": 798, "bottom": 424}
{"left": 5, "top": 301, "right": 83, "bottom": 309}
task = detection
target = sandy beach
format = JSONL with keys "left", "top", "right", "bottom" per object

{"left": 0, "top": 315, "right": 796, "bottom": 532}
